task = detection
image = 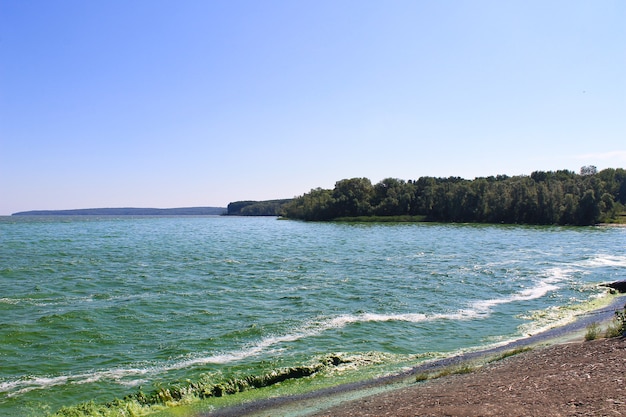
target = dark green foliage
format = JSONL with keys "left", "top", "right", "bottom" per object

{"left": 331, "top": 178, "right": 375, "bottom": 218}
{"left": 281, "top": 168, "right": 626, "bottom": 225}
{"left": 227, "top": 199, "right": 292, "bottom": 216}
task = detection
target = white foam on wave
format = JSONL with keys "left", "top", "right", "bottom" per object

{"left": 171, "top": 275, "right": 564, "bottom": 372}
{"left": 471, "top": 280, "right": 559, "bottom": 312}
{"left": 2, "top": 271, "right": 569, "bottom": 398}
{"left": 2, "top": 328, "right": 327, "bottom": 397}
{"left": 173, "top": 333, "right": 303, "bottom": 369}
{"left": 584, "top": 254, "right": 626, "bottom": 268}
{"left": 472, "top": 267, "right": 567, "bottom": 314}
{"left": 327, "top": 312, "right": 426, "bottom": 327}
{"left": 0, "top": 367, "right": 152, "bottom": 397}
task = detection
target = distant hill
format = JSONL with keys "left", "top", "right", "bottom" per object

{"left": 12, "top": 207, "right": 226, "bottom": 216}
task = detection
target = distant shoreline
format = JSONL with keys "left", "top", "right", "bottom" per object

{"left": 11, "top": 207, "right": 226, "bottom": 216}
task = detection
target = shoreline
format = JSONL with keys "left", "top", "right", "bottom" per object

{"left": 203, "top": 295, "right": 626, "bottom": 417}
{"left": 312, "top": 337, "right": 626, "bottom": 416}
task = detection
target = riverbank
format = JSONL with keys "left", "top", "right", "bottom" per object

{"left": 203, "top": 295, "right": 626, "bottom": 417}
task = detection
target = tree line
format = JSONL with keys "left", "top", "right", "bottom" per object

{"left": 227, "top": 199, "right": 292, "bottom": 216}
{"left": 281, "top": 167, "right": 626, "bottom": 225}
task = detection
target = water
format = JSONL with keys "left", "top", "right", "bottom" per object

{"left": 1, "top": 216, "right": 625, "bottom": 416}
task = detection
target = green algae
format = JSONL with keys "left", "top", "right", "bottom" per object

{"left": 6, "top": 217, "right": 624, "bottom": 417}
{"left": 50, "top": 352, "right": 406, "bottom": 417}
{"left": 517, "top": 290, "right": 619, "bottom": 337}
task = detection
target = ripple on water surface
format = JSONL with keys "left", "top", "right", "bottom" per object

{"left": 0, "top": 217, "right": 624, "bottom": 416}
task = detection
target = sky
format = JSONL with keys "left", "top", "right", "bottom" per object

{"left": 1, "top": 0, "right": 625, "bottom": 215}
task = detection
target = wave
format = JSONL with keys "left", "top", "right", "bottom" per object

{"left": 0, "top": 291, "right": 158, "bottom": 308}
{"left": 471, "top": 270, "right": 566, "bottom": 313}
{"left": 583, "top": 254, "right": 626, "bottom": 268}
{"left": 1, "top": 273, "right": 565, "bottom": 398}
{"left": 0, "top": 367, "right": 151, "bottom": 398}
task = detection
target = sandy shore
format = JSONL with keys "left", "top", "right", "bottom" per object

{"left": 312, "top": 337, "right": 626, "bottom": 417}
{"left": 206, "top": 296, "right": 626, "bottom": 417}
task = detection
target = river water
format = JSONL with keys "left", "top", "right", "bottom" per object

{"left": 1, "top": 216, "right": 624, "bottom": 415}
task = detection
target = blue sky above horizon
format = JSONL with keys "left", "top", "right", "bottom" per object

{"left": 1, "top": 0, "right": 625, "bottom": 214}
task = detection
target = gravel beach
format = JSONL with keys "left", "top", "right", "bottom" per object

{"left": 312, "top": 337, "right": 626, "bottom": 417}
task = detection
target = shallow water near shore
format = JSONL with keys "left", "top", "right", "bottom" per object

{"left": 1, "top": 216, "right": 625, "bottom": 416}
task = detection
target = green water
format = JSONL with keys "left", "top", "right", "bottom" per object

{"left": 1, "top": 216, "right": 624, "bottom": 415}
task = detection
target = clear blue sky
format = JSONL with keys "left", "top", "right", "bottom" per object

{"left": 1, "top": 0, "right": 625, "bottom": 214}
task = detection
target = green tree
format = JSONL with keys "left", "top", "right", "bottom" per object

{"left": 560, "top": 193, "right": 578, "bottom": 224}
{"left": 331, "top": 178, "right": 375, "bottom": 218}
{"left": 373, "top": 178, "right": 412, "bottom": 216}
{"left": 279, "top": 167, "right": 626, "bottom": 225}
{"left": 576, "top": 190, "right": 599, "bottom": 225}
{"left": 598, "top": 192, "right": 616, "bottom": 221}
{"left": 282, "top": 188, "right": 334, "bottom": 220}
